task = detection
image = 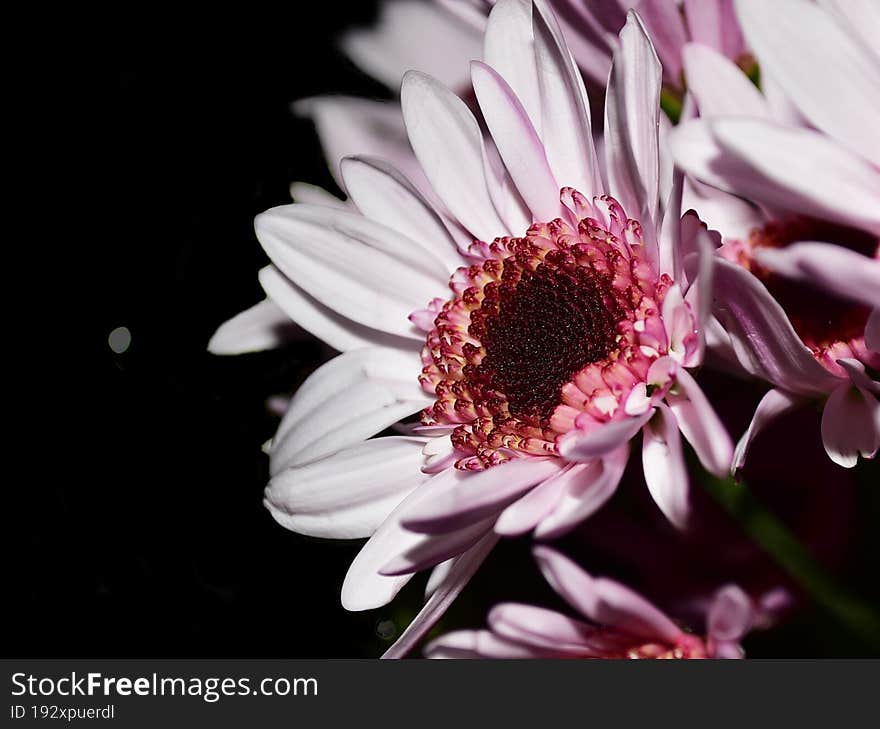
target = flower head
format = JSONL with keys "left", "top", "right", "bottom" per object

{"left": 426, "top": 546, "right": 754, "bottom": 659}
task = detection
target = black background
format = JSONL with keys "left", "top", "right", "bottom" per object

{"left": 12, "top": 3, "right": 880, "bottom": 659}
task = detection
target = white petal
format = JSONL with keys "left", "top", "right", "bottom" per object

{"left": 265, "top": 437, "right": 429, "bottom": 539}
{"left": 401, "top": 71, "right": 508, "bottom": 241}
{"left": 270, "top": 347, "right": 428, "bottom": 474}
{"left": 208, "top": 299, "right": 297, "bottom": 355}
{"left": 471, "top": 61, "right": 561, "bottom": 221}
{"left": 532, "top": 0, "right": 601, "bottom": 198}
{"left": 736, "top": 0, "right": 880, "bottom": 166}
{"left": 341, "top": 155, "right": 461, "bottom": 271}
{"left": 259, "top": 266, "right": 417, "bottom": 353}
{"left": 671, "top": 119, "right": 880, "bottom": 236}
{"left": 604, "top": 11, "right": 662, "bottom": 229}
{"left": 732, "top": 388, "right": 803, "bottom": 473}
{"left": 383, "top": 532, "right": 499, "bottom": 659}
{"left": 483, "top": 0, "right": 542, "bottom": 131}
{"left": 821, "top": 381, "right": 880, "bottom": 467}
{"left": 341, "top": 0, "right": 481, "bottom": 91}
{"left": 817, "top": 0, "right": 880, "bottom": 62}
{"left": 289, "top": 182, "right": 348, "bottom": 208}
{"left": 641, "top": 404, "right": 690, "bottom": 529}
{"left": 256, "top": 204, "right": 447, "bottom": 339}
{"left": 682, "top": 42, "right": 771, "bottom": 119}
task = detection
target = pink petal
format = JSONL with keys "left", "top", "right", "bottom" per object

{"left": 340, "top": 156, "right": 461, "bottom": 271}
{"left": 533, "top": 446, "right": 629, "bottom": 539}
{"left": 533, "top": 0, "right": 602, "bottom": 198}
{"left": 382, "top": 531, "right": 499, "bottom": 659}
{"left": 533, "top": 546, "right": 683, "bottom": 643}
{"left": 817, "top": 0, "right": 880, "bottom": 63}
{"left": 636, "top": 0, "right": 687, "bottom": 85}
{"left": 399, "top": 458, "right": 563, "bottom": 534}
{"left": 340, "top": 0, "right": 481, "bottom": 90}
{"left": 269, "top": 347, "right": 428, "bottom": 474}
{"left": 401, "top": 71, "right": 509, "bottom": 241}
{"left": 733, "top": 388, "right": 804, "bottom": 473}
{"left": 258, "top": 266, "right": 417, "bottom": 353}
{"left": 712, "top": 258, "right": 840, "bottom": 395}
{"left": 208, "top": 298, "right": 298, "bottom": 355}
{"left": 379, "top": 517, "right": 496, "bottom": 576}
{"left": 604, "top": 11, "right": 662, "bottom": 233}
{"left": 670, "top": 119, "right": 880, "bottom": 236}
{"left": 668, "top": 367, "right": 733, "bottom": 476}
{"left": 682, "top": 42, "right": 771, "bottom": 119}
{"left": 754, "top": 242, "right": 880, "bottom": 310}
{"left": 641, "top": 403, "right": 691, "bottom": 529}
{"left": 471, "top": 60, "right": 561, "bottom": 221}
{"left": 425, "top": 629, "right": 550, "bottom": 659}
{"left": 736, "top": 0, "right": 880, "bottom": 166}
{"left": 265, "top": 437, "right": 429, "bottom": 539}
{"left": 488, "top": 603, "right": 600, "bottom": 655}
{"left": 256, "top": 204, "right": 447, "bottom": 339}
{"left": 707, "top": 584, "right": 753, "bottom": 642}
{"left": 558, "top": 409, "right": 654, "bottom": 461}
{"left": 683, "top": 0, "right": 744, "bottom": 60}
{"left": 493, "top": 464, "right": 581, "bottom": 536}
{"left": 483, "top": 0, "right": 542, "bottom": 130}
{"left": 821, "top": 381, "right": 880, "bottom": 468}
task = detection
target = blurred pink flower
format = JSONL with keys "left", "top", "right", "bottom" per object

{"left": 210, "top": 2, "right": 733, "bottom": 656}
{"left": 669, "top": 0, "right": 880, "bottom": 469}
{"left": 426, "top": 546, "right": 753, "bottom": 659}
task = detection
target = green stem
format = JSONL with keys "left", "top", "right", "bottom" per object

{"left": 701, "top": 473, "right": 880, "bottom": 648}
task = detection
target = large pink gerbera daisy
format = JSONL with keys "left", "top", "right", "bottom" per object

{"left": 668, "top": 0, "right": 880, "bottom": 469}
{"left": 217, "top": 1, "right": 733, "bottom": 656}
{"left": 426, "top": 546, "right": 754, "bottom": 659}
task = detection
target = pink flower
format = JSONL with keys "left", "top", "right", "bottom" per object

{"left": 426, "top": 546, "right": 754, "bottom": 659}
{"left": 214, "top": 1, "right": 732, "bottom": 656}
{"left": 668, "top": 0, "right": 880, "bottom": 469}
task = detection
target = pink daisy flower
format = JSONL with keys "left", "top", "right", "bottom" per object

{"left": 217, "top": 1, "right": 733, "bottom": 655}
{"left": 426, "top": 546, "right": 754, "bottom": 659}
{"left": 668, "top": 0, "right": 880, "bottom": 469}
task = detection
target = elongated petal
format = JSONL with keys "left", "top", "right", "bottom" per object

{"left": 682, "top": 43, "right": 770, "bottom": 119}
{"left": 642, "top": 404, "right": 690, "bottom": 529}
{"left": 493, "top": 464, "right": 581, "bottom": 536}
{"left": 400, "top": 458, "right": 562, "bottom": 534}
{"left": 559, "top": 409, "right": 654, "bottom": 461}
{"left": 533, "top": 447, "right": 629, "bottom": 539}
{"left": 208, "top": 299, "right": 298, "bottom": 355}
{"left": 604, "top": 11, "right": 662, "bottom": 231}
{"left": 341, "top": 156, "right": 461, "bottom": 271}
{"left": 821, "top": 381, "right": 880, "bottom": 467}
{"left": 489, "top": 603, "right": 601, "bottom": 655}
{"left": 380, "top": 517, "right": 496, "bottom": 575}
{"left": 684, "top": 0, "right": 745, "bottom": 59}
{"left": 637, "top": 0, "right": 687, "bottom": 85}
{"left": 533, "top": 546, "right": 682, "bottom": 643}
{"left": 383, "top": 532, "right": 499, "bottom": 659}
{"left": 341, "top": 474, "right": 445, "bottom": 611}
{"left": 259, "top": 266, "right": 417, "bottom": 353}
{"left": 754, "top": 242, "right": 880, "bottom": 310}
{"left": 256, "top": 204, "right": 447, "bottom": 339}
{"left": 668, "top": 368, "right": 733, "bottom": 476}
{"left": 401, "top": 71, "right": 508, "bottom": 241}
{"left": 425, "top": 630, "right": 550, "bottom": 659}
{"left": 736, "top": 0, "right": 880, "bottom": 166}
{"left": 270, "top": 347, "right": 428, "bottom": 474}
{"left": 289, "top": 182, "right": 347, "bottom": 208}
{"left": 671, "top": 119, "right": 880, "bottom": 236}
{"left": 471, "top": 61, "right": 561, "bottom": 221}
{"left": 733, "top": 388, "right": 804, "bottom": 472}
{"left": 712, "top": 259, "right": 840, "bottom": 395}
{"left": 341, "top": 0, "right": 481, "bottom": 90}
{"left": 818, "top": 0, "right": 880, "bottom": 62}
{"left": 533, "top": 0, "right": 601, "bottom": 198}
{"left": 265, "top": 437, "right": 429, "bottom": 539}
{"left": 484, "top": 0, "right": 541, "bottom": 129}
